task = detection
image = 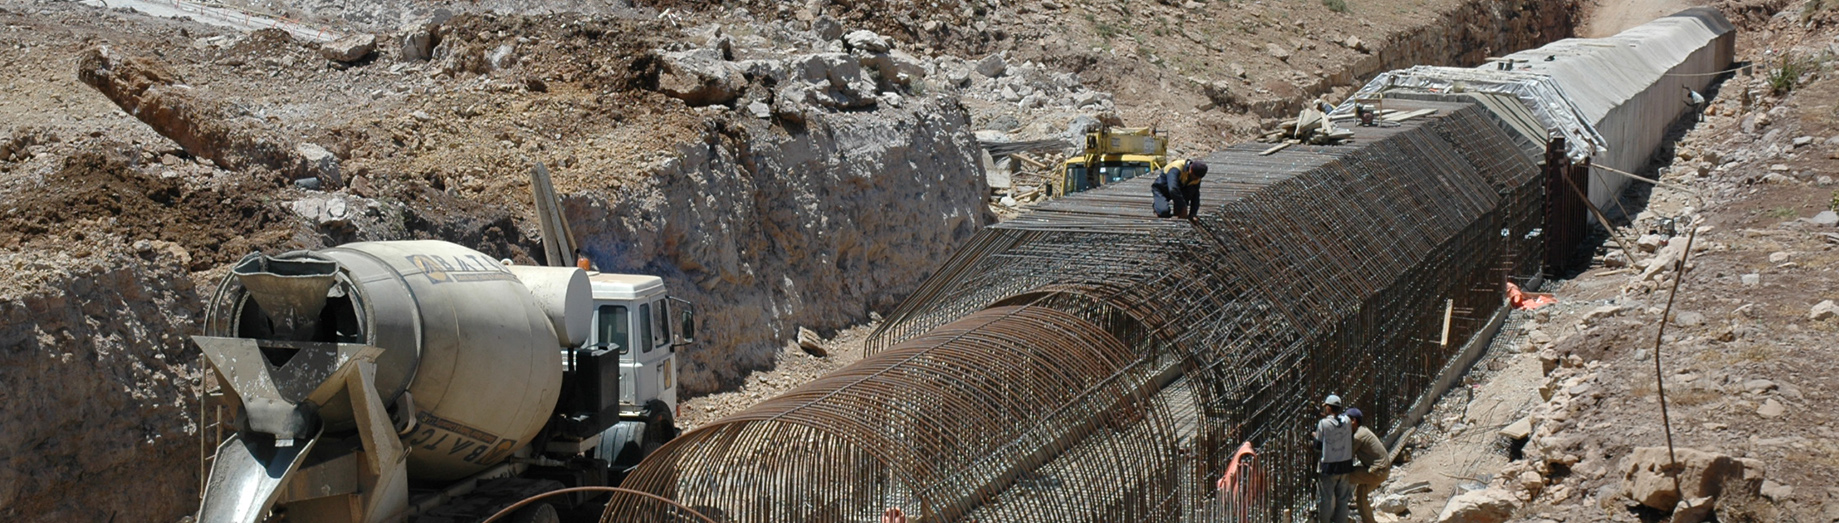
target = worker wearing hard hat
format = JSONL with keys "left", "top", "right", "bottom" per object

{"left": 1313, "top": 394, "right": 1355, "bottom": 523}
{"left": 1151, "top": 158, "right": 1208, "bottom": 220}
{"left": 1346, "top": 408, "right": 1393, "bottom": 523}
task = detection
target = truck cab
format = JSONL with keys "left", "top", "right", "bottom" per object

{"left": 581, "top": 273, "right": 691, "bottom": 471}
{"left": 584, "top": 273, "right": 687, "bottom": 415}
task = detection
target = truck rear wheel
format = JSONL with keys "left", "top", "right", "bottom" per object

{"left": 506, "top": 502, "right": 560, "bottom": 523}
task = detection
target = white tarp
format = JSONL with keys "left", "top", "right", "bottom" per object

{"left": 1499, "top": 8, "right": 1734, "bottom": 208}
{"left": 1336, "top": 8, "right": 1735, "bottom": 210}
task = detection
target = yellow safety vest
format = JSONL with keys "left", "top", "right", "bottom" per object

{"left": 1167, "top": 159, "right": 1201, "bottom": 187}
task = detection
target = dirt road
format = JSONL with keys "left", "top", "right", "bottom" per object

{"left": 78, "top": 0, "right": 342, "bottom": 42}
{"left": 1580, "top": 0, "right": 1711, "bottom": 37}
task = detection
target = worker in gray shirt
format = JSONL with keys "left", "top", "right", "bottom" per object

{"left": 1313, "top": 395, "right": 1355, "bottom": 523}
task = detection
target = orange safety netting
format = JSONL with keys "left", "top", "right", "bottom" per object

{"left": 1507, "top": 282, "right": 1556, "bottom": 310}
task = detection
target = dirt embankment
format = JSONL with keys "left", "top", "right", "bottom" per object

{"left": 0, "top": 247, "right": 204, "bottom": 522}
{"left": 0, "top": 150, "right": 302, "bottom": 271}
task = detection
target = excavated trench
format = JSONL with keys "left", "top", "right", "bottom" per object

{"left": 1242, "top": 0, "right": 1582, "bottom": 118}
{"left": 0, "top": 1, "right": 1601, "bottom": 521}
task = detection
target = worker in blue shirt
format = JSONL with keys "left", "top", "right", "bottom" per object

{"left": 1151, "top": 159, "right": 1208, "bottom": 219}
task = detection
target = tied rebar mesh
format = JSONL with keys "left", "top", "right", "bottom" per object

{"left": 614, "top": 96, "right": 1551, "bottom": 522}
{"left": 610, "top": 305, "right": 1187, "bottom": 522}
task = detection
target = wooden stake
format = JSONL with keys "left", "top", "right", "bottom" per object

{"left": 1439, "top": 299, "right": 1453, "bottom": 347}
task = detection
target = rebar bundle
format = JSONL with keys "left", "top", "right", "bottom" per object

{"left": 611, "top": 96, "right": 1553, "bottom": 522}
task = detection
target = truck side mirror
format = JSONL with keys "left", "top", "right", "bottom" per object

{"left": 669, "top": 297, "right": 695, "bottom": 346}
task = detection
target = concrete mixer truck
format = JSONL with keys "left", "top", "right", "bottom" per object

{"left": 191, "top": 240, "right": 691, "bottom": 523}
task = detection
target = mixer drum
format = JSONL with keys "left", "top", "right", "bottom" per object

{"left": 206, "top": 240, "right": 565, "bottom": 481}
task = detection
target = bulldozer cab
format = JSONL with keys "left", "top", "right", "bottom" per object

{"left": 1052, "top": 127, "right": 1167, "bottom": 197}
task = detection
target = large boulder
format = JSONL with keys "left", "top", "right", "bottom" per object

{"left": 1670, "top": 496, "right": 1716, "bottom": 523}
{"left": 857, "top": 49, "right": 927, "bottom": 89}
{"left": 1375, "top": 493, "right": 1411, "bottom": 515}
{"left": 812, "top": 15, "right": 845, "bottom": 41}
{"left": 321, "top": 33, "right": 377, "bottom": 63}
{"left": 398, "top": 9, "right": 451, "bottom": 61}
{"left": 777, "top": 53, "right": 878, "bottom": 112}
{"left": 78, "top": 47, "right": 333, "bottom": 185}
{"left": 1073, "top": 90, "right": 1112, "bottom": 110}
{"left": 656, "top": 48, "right": 747, "bottom": 107}
{"left": 975, "top": 53, "right": 1007, "bottom": 78}
{"left": 289, "top": 193, "right": 368, "bottom": 232}
{"left": 1436, "top": 487, "right": 1516, "bottom": 523}
{"left": 1621, "top": 447, "right": 1764, "bottom": 511}
{"left": 1811, "top": 300, "right": 1838, "bottom": 321}
{"left": 294, "top": 143, "right": 341, "bottom": 188}
{"left": 842, "top": 29, "right": 891, "bottom": 53}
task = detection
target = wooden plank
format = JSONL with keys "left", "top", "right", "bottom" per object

{"left": 1383, "top": 108, "right": 1438, "bottom": 122}
{"left": 1259, "top": 142, "right": 1292, "bottom": 156}
{"left": 529, "top": 163, "right": 575, "bottom": 267}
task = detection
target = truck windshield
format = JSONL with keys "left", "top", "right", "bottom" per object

{"left": 596, "top": 305, "right": 629, "bottom": 353}
{"left": 1097, "top": 162, "right": 1151, "bottom": 184}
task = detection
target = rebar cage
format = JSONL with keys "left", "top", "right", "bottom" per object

{"left": 611, "top": 96, "right": 1552, "bottom": 522}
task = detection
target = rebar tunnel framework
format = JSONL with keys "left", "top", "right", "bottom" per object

{"left": 611, "top": 9, "right": 1734, "bottom": 522}
{"left": 613, "top": 95, "right": 1551, "bottom": 522}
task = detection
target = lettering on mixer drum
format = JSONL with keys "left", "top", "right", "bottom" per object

{"left": 406, "top": 411, "right": 513, "bottom": 464}
{"left": 406, "top": 254, "right": 518, "bottom": 284}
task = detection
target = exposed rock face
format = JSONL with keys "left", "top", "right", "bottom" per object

{"left": 566, "top": 97, "right": 988, "bottom": 394}
{"left": 856, "top": 50, "right": 927, "bottom": 90}
{"left": 1241, "top": 0, "right": 1578, "bottom": 118}
{"left": 811, "top": 15, "right": 845, "bottom": 41}
{"left": 295, "top": 142, "right": 341, "bottom": 187}
{"left": 0, "top": 250, "right": 202, "bottom": 522}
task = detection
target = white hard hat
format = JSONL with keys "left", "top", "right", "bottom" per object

{"left": 1324, "top": 395, "right": 1343, "bottom": 407}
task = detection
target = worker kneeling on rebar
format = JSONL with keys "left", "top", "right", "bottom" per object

{"left": 1151, "top": 158, "right": 1207, "bottom": 219}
